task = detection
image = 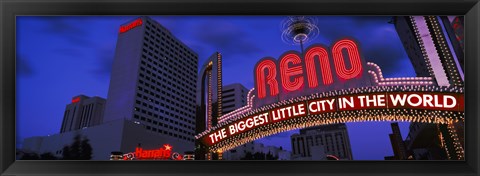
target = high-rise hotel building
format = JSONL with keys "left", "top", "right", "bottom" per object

{"left": 60, "top": 95, "right": 106, "bottom": 133}
{"left": 103, "top": 16, "right": 198, "bottom": 150}
{"left": 21, "top": 17, "right": 199, "bottom": 159}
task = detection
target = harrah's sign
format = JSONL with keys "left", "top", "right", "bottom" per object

{"left": 254, "top": 39, "right": 365, "bottom": 102}
{"left": 119, "top": 18, "right": 143, "bottom": 33}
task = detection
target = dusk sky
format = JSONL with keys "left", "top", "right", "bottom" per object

{"left": 16, "top": 16, "right": 416, "bottom": 160}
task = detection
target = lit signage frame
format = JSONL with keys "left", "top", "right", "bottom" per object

{"left": 195, "top": 37, "right": 464, "bottom": 153}
{"left": 202, "top": 90, "right": 464, "bottom": 147}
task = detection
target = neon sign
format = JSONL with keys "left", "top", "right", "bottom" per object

{"left": 119, "top": 18, "right": 143, "bottom": 33}
{"left": 255, "top": 39, "right": 364, "bottom": 99}
{"left": 72, "top": 97, "right": 80, "bottom": 103}
{"left": 196, "top": 38, "right": 464, "bottom": 153}
{"left": 133, "top": 144, "right": 172, "bottom": 160}
{"left": 120, "top": 144, "right": 186, "bottom": 160}
{"left": 203, "top": 91, "right": 463, "bottom": 146}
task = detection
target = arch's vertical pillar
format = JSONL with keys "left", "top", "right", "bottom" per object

{"left": 195, "top": 52, "right": 222, "bottom": 160}
{"left": 396, "top": 16, "right": 465, "bottom": 160}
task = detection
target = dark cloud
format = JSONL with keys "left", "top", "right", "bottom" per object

{"left": 38, "top": 17, "right": 92, "bottom": 46}
{"left": 91, "top": 47, "right": 114, "bottom": 80}
{"left": 17, "top": 55, "right": 35, "bottom": 77}
{"left": 363, "top": 43, "right": 413, "bottom": 77}
{"left": 315, "top": 17, "right": 390, "bottom": 43}
{"left": 52, "top": 48, "right": 85, "bottom": 58}
{"left": 191, "top": 20, "right": 262, "bottom": 58}
{"left": 350, "top": 16, "right": 395, "bottom": 26}
{"left": 151, "top": 17, "right": 182, "bottom": 34}
{"left": 312, "top": 16, "right": 414, "bottom": 77}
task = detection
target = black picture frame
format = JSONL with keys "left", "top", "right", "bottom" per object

{"left": 1, "top": 0, "right": 479, "bottom": 175}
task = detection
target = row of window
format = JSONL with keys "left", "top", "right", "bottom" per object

{"left": 133, "top": 113, "right": 194, "bottom": 134}
{"left": 145, "top": 20, "right": 197, "bottom": 61}
{"left": 140, "top": 53, "right": 196, "bottom": 92}
{"left": 137, "top": 80, "right": 196, "bottom": 114}
{"left": 138, "top": 63, "right": 196, "bottom": 99}
{"left": 143, "top": 31, "right": 197, "bottom": 68}
{"left": 222, "top": 89, "right": 235, "bottom": 94}
{"left": 141, "top": 41, "right": 197, "bottom": 79}
{"left": 222, "top": 98, "right": 235, "bottom": 104}
{"left": 143, "top": 122, "right": 194, "bottom": 142}
{"left": 135, "top": 98, "right": 195, "bottom": 121}
{"left": 140, "top": 52, "right": 196, "bottom": 88}
{"left": 135, "top": 93, "right": 196, "bottom": 123}
{"left": 144, "top": 28, "right": 197, "bottom": 61}
{"left": 138, "top": 73, "right": 196, "bottom": 109}
{"left": 222, "top": 93, "right": 235, "bottom": 99}
{"left": 292, "top": 133, "right": 346, "bottom": 154}
{"left": 222, "top": 104, "right": 236, "bottom": 109}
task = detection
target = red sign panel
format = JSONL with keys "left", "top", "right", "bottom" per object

{"left": 71, "top": 97, "right": 81, "bottom": 103}
{"left": 133, "top": 144, "right": 172, "bottom": 160}
{"left": 202, "top": 91, "right": 464, "bottom": 146}
{"left": 335, "top": 92, "right": 463, "bottom": 112}
{"left": 204, "top": 102, "right": 307, "bottom": 145}
{"left": 119, "top": 18, "right": 143, "bottom": 33}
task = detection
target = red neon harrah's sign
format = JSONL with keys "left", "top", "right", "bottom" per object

{"left": 255, "top": 39, "right": 363, "bottom": 99}
{"left": 133, "top": 144, "right": 172, "bottom": 159}
{"left": 119, "top": 18, "right": 143, "bottom": 33}
{"left": 71, "top": 97, "right": 80, "bottom": 103}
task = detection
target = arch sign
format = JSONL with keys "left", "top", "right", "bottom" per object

{"left": 195, "top": 38, "right": 464, "bottom": 153}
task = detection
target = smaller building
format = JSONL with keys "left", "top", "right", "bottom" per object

{"left": 222, "top": 141, "right": 291, "bottom": 160}
{"left": 22, "top": 119, "right": 194, "bottom": 160}
{"left": 384, "top": 122, "right": 451, "bottom": 160}
{"left": 277, "top": 150, "right": 291, "bottom": 160}
{"left": 60, "top": 95, "right": 106, "bottom": 133}
{"left": 221, "top": 83, "right": 249, "bottom": 115}
{"left": 388, "top": 123, "right": 408, "bottom": 160}
{"left": 290, "top": 124, "right": 353, "bottom": 160}
{"left": 403, "top": 123, "right": 448, "bottom": 160}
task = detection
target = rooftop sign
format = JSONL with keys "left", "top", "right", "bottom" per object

{"left": 119, "top": 18, "right": 143, "bottom": 33}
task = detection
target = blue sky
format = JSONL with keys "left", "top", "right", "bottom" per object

{"left": 16, "top": 16, "right": 415, "bottom": 160}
